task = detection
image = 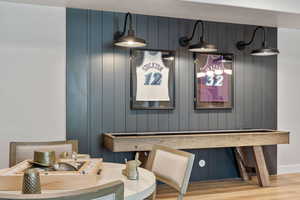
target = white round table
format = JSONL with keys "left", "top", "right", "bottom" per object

{"left": 0, "top": 162, "right": 156, "bottom": 200}
{"left": 98, "top": 162, "right": 156, "bottom": 200}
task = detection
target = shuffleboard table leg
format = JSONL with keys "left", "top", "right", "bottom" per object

{"left": 234, "top": 147, "right": 250, "bottom": 181}
{"left": 252, "top": 146, "right": 270, "bottom": 187}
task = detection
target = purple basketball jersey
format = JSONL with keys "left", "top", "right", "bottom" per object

{"left": 198, "top": 55, "right": 229, "bottom": 102}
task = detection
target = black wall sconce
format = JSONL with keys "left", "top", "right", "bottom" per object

{"left": 179, "top": 20, "right": 217, "bottom": 52}
{"left": 114, "top": 12, "right": 147, "bottom": 48}
{"left": 236, "top": 26, "right": 279, "bottom": 56}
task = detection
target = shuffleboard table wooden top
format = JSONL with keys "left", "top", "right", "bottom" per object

{"left": 103, "top": 129, "right": 289, "bottom": 152}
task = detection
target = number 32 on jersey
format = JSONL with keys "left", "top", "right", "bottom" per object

{"left": 206, "top": 74, "right": 224, "bottom": 87}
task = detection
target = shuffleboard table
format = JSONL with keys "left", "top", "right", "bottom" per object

{"left": 103, "top": 129, "right": 290, "bottom": 187}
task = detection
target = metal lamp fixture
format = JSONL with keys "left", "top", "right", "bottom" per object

{"left": 179, "top": 20, "right": 217, "bottom": 52}
{"left": 114, "top": 12, "right": 147, "bottom": 48}
{"left": 236, "top": 26, "right": 279, "bottom": 56}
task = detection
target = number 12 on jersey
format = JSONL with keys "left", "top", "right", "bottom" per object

{"left": 144, "top": 72, "right": 162, "bottom": 85}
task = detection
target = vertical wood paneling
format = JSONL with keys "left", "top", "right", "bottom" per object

{"left": 225, "top": 23, "right": 237, "bottom": 130}
{"left": 89, "top": 10, "right": 103, "bottom": 157}
{"left": 66, "top": 9, "right": 89, "bottom": 153}
{"left": 263, "top": 27, "right": 277, "bottom": 174}
{"left": 235, "top": 24, "right": 245, "bottom": 129}
{"left": 113, "top": 13, "right": 126, "bottom": 133}
{"left": 135, "top": 14, "right": 149, "bottom": 132}
{"left": 243, "top": 25, "right": 255, "bottom": 129}
{"left": 168, "top": 18, "right": 180, "bottom": 131}
{"left": 67, "top": 8, "right": 278, "bottom": 180}
{"left": 178, "top": 20, "right": 190, "bottom": 131}
{"left": 101, "top": 12, "right": 115, "bottom": 162}
{"left": 189, "top": 20, "right": 200, "bottom": 131}
{"left": 125, "top": 14, "right": 137, "bottom": 133}
{"left": 207, "top": 22, "right": 219, "bottom": 130}
{"left": 147, "top": 16, "right": 159, "bottom": 131}
{"left": 250, "top": 25, "right": 261, "bottom": 129}
{"left": 158, "top": 17, "right": 170, "bottom": 131}
{"left": 217, "top": 22, "right": 227, "bottom": 130}
{"left": 113, "top": 13, "right": 132, "bottom": 163}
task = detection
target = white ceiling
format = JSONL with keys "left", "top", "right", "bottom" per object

{"left": 184, "top": 0, "right": 300, "bottom": 14}
{"left": 2, "top": 0, "right": 300, "bottom": 28}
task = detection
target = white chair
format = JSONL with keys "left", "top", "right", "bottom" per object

{"left": 146, "top": 145, "right": 195, "bottom": 200}
{"left": 0, "top": 180, "right": 124, "bottom": 200}
{"left": 9, "top": 140, "right": 78, "bottom": 167}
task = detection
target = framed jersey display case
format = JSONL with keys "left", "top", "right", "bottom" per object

{"left": 130, "top": 49, "right": 175, "bottom": 110}
{"left": 194, "top": 53, "right": 234, "bottom": 109}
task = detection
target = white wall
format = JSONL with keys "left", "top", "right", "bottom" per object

{"left": 278, "top": 28, "right": 300, "bottom": 174}
{"left": 0, "top": 2, "right": 66, "bottom": 168}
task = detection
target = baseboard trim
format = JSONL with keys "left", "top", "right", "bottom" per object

{"left": 278, "top": 164, "right": 300, "bottom": 174}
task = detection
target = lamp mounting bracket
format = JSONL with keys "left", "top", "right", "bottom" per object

{"left": 236, "top": 26, "right": 266, "bottom": 51}
{"left": 179, "top": 20, "right": 205, "bottom": 47}
{"left": 114, "top": 31, "right": 123, "bottom": 41}
{"left": 114, "top": 12, "right": 133, "bottom": 40}
{"left": 236, "top": 41, "right": 247, "bottom": 50}
{"left": 179, "top": 36, "right": 190, "bottom": 47}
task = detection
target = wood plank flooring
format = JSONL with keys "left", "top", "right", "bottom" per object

{"left": 156, "top": 173, "right": 300, "bottom": 200}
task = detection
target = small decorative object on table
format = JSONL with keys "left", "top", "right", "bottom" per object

{"left": 30, "top": 151, "right": 56, "bottom": 167}
{"left": 22, "top": 169, "right": 41, "bottom": 194}
{"left": 122, "top": 153, "right": 141, "bottom": 180}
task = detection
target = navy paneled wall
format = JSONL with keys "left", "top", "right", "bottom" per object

{"left": 66, "top": 8, "right": 277, "bottom": 181}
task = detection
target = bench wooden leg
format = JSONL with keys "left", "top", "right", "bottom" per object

{"left": 234, "top": 147, "right": 250, "bottom": 181}
{"left": 252, "top": 146, "right": 270, "bottom": 187}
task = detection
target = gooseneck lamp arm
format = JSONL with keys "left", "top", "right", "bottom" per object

{"left": 236, "top": 26, "right": 267, "bottom": 50}
{"left": 179, "top": 20, "right": 205, "bottom": 47}
{"left": 187, "top": 20, "right": 205, "bottom": 42}
{"left": 114, "top": 12, "right": 147, "bottom": 48}
{"left": 114, "top": 12, "right": 134, "bottom": 40}
{"left": 119, "top": 12, "right": 133, "bottom": 37}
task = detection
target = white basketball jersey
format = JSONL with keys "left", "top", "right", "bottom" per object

{"left": 136, "top": 51, "right": 170, "bottom": 101}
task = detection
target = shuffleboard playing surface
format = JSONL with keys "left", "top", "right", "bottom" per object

{"left": 103, "top": 129, "right": 289, "bottom": 152}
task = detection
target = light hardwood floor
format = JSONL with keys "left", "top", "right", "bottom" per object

{"left": 156, "top": 173, "right": 300, "bottom": 200}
